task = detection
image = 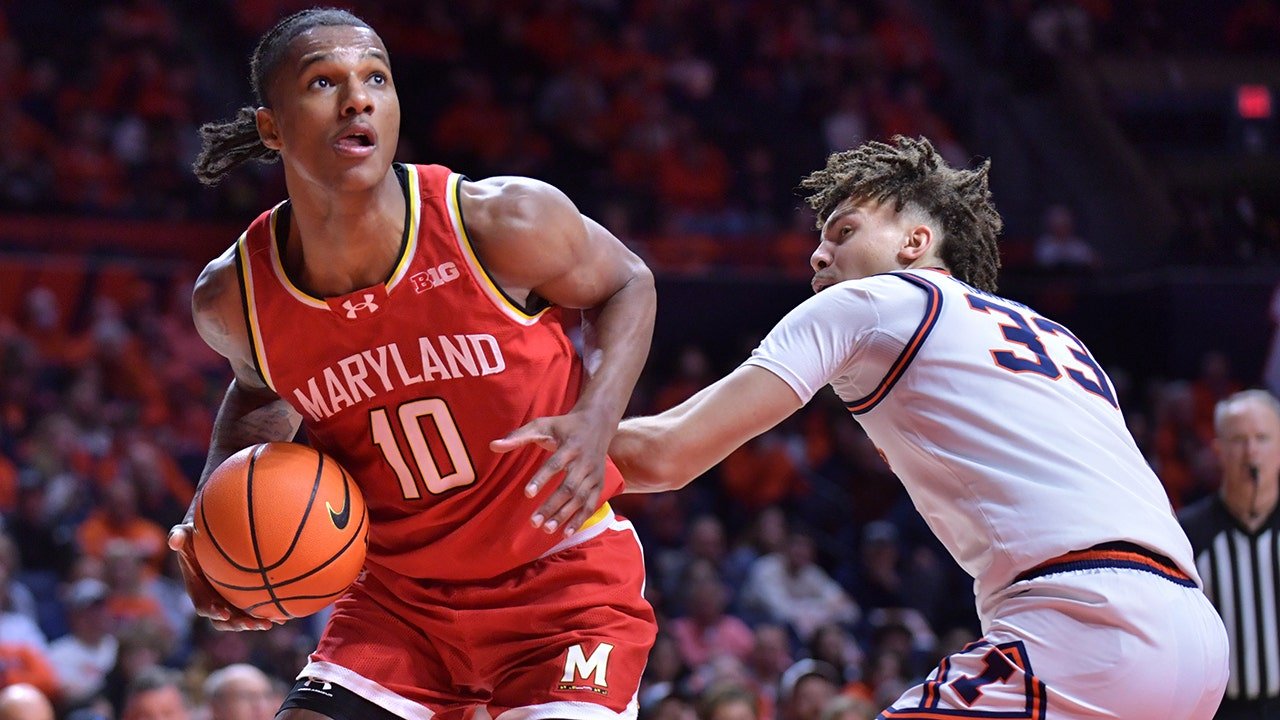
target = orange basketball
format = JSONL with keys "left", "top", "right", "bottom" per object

{"left": 192, "top": 442, "right": 368, "bottom": 621}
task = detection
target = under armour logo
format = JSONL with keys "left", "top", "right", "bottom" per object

{"left": 342, "top": 294, "right": 379, "bottom": 318}
{"left": 299, "top": 677, "right": 334, "bottom": 696}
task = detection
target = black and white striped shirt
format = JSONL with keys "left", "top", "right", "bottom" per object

{"left": 1180, "top": 496, "right": 1280, "bottom": 703}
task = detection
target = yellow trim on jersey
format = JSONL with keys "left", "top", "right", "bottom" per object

{"left": 445, "top": 173, "right": 550, "bottom": 326}
{"left": 385, "top": 166, "right": 421, "bottom": 292}
{"left": 267, "top": 204, "right": 328, "bottom": 309}
{"left": 236, "top": 234, "right": 276, "bottom": 392}
{"left": 266, "top": 167, "right": 420, "bottom": 306}
{"left": 579, "top": 502, "right": 612, "bottom": 532}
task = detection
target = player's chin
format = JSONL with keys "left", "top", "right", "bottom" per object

{"left": 331, "top": 156, "right": 392, "bottom": 191}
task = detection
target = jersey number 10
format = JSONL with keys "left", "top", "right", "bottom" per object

{"left": 370, "top": 399, "right": 477, "bottom": 499}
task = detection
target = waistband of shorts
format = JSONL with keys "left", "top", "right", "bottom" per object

{"left": 537, "top": 501, "right": 615, "bottom": 559}
{"left": 1012, "top": 541, "right": 1197, "bottom": 588}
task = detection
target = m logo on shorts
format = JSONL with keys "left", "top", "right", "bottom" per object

{"left": 558, "top": 642, "right": 614, "bottom": 695}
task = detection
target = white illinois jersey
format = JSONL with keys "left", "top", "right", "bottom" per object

{"left": 745, "top": 268, "right": 1199, "bottom": 611}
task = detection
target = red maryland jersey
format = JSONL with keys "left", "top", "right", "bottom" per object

{"left": 232, "top": 163, "right": 625, "bottom": 581}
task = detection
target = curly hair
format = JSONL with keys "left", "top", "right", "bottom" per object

{"left": 800, "top": 135, "right": 1003, "bottom": 292}
{"left": 191, "top": 7, "right": 374, "bottom": 186}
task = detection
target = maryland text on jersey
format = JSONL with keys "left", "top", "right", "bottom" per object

{"left": 292, "top": 334, "right": 507, "bottom": 422}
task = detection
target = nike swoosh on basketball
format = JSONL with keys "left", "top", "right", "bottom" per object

{"left": 327, "top": 475, "right": 351, "bottom": 530}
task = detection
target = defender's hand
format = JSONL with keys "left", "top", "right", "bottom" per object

{"left": 168, "top": 524, "right": 277, "bottom": 631}
{"left": 491, "top": 413, "right": 608, "bottom": 537}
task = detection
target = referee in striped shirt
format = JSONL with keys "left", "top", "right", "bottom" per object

{"left": 1181, "top": 389, "right": 1280, "bottom": 719}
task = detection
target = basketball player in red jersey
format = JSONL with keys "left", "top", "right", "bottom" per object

{"left": 165, "top": 8, "right": 657, "bottom": 720}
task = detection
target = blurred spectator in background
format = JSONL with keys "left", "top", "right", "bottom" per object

{"left": 669, "top": 561, "right": 755, "bottom": 668}
{"left": 1191, "top": 351, "right": 1244, "bottom": 443}
{"left": 77, "top": 478, "right": 167, "bottom": 572}
{"left": 654, "top": 347, "right": 716, "bottom": 413}
{"left": 120, "top": 666, "right": 190, "bottom": 720}
{"left": 1033, "top": 204, "right": 1097, "bottom": 273}
{"left": 639, "top": 633, "right": 689, "bottom": 712}
{"left": 0, "top": 684, "right": 54, "bottom": 720}
{"left": 1153, "top": 381, "right": 1214, "bottom": 509}
{"left": 719, "top": 431, "right": 806, "bottom": 515}
{"left": 653, "top": 515, "right": 728, "bottom": 611}
{"left": 181, "top": 619, "right": 254, "bottom": 701}
{"left": 741, "top": 530, "right": 859, "bottom": 643}
{"left": 744, "top": 623, "right": 793, "bottom": 720}
{"left": 1027, "top": 0, "right": 1093, "bottom": 57}
{"left": 806, "top": 623, "right": 863, "bottom": 686}
{"left": 817, "top": 694, "right": 875, "bottom": 720}
{"left": 101, "top": 619, "right": 170, "bottom": 716}
{"left": 778, "top": 660, "right": 840, "bottom": 720}
{"left": 0, "top": 532, "right": 39, "bottom": 626}
{"left": 0, "top": 644, "right": 57, "bottom": 702}
{"left": 203, "top": 663, "right": 277, "bottom": 720}
{"left": 101, "top": 539, "right": 172, "bottom": 641}
{"left": 0, "top": 535, "right": 50, "bottom": 696}
{"left": 695, "top": 683, "right": 757, "bottom": 720}
{"left": 723, "top": 508, "right": 789, "bottom": 616}
{"left": 846, "top": 521, "right": 905, "bottom": 610}
{"left": 47, "top": 578, "right": 116, "bottom": 710}
{"left": 644, "top": 692, "right": 697, "bottom": 720}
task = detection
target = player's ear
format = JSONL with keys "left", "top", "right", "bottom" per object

{"left": 256, "top": 108, "right": 282, "bottom": 151}
{"left": 900, "top": 223, "right": 933, "bottom": 262}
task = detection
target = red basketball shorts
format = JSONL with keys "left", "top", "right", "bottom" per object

{"left": 296, "top": 508, "right": 657, "bottom": 720}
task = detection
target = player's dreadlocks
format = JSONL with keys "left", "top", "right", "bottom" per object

{"left": 800, "top": 135, "right": 1003, "bottom": 293}
{"left": 192, "top": 7, "right": 374, "bottom": 186}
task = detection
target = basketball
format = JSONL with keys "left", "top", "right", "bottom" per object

{"left": 192, "top": 442, "right": 368, "bottom": 621}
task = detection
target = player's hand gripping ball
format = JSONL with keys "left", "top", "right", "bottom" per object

{"left": 193, "top": 442, "right": 368, "bottom": 621}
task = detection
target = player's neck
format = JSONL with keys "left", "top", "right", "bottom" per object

{"left": 283, "top": 171, "right": 407, "bottom": 296}
{"left": 905, "top": 256, "right": 947, "bottom": 273}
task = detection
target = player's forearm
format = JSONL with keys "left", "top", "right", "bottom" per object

{"left": 614, "top": 366, "right": 805, "bottom": 493}
{"left": 185, "top": 379, "right": 301, "bottom": 523}
{"left": 611, "top": 415, "right": 691, "bottom": 493}
{"left": 571, "top": 262, "right": 656, "bottom": 429}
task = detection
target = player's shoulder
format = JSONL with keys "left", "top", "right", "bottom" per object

{"left": 459, "top": 175, "right": 574, "bottom": 230}
{"left": 194, "top": 241, "right": 240, "bottom": 311}
{"left": 191, "top": 234, "right": 253, "bottom": 363}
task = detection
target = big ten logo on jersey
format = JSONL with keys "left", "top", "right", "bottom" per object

{"left": 411, "top": 262, "right": 460, "bottom": 293}
{"left": 557, "top": 642, "right": 614, "bottom": 695}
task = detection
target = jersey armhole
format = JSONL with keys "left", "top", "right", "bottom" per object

{"left": 234, "top": 235, "right": 275, "bottom": 392}
{"left": 447, "top": 175, "right": 552, "bottom": 323}
{"left": 844, "top": 272, "right": 943, "bottom": 415}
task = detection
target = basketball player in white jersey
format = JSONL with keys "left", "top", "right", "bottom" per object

{"left": 606, "top": 137, "right": 1229, "bottom": 718}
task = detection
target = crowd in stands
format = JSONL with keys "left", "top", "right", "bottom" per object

{"left": 4, "top": 0, "right": 1276, "bottom": 275}
{"left": 0, "top": 0, "right": 970, "bottom": 275}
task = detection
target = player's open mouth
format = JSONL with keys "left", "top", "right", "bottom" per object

{"left": 334, "top": 125, "right": 377, "bottom": 156}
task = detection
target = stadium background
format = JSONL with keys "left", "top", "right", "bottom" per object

{"left": 0, "top": 1, "right": 1277, "bottom": 718}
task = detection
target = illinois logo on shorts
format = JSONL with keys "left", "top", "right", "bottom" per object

{"left": 882, "top": 640, "right": 1048, "bottom": 719}
{"left": 557, "top": 643, "right": 615, "bottom": 696}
